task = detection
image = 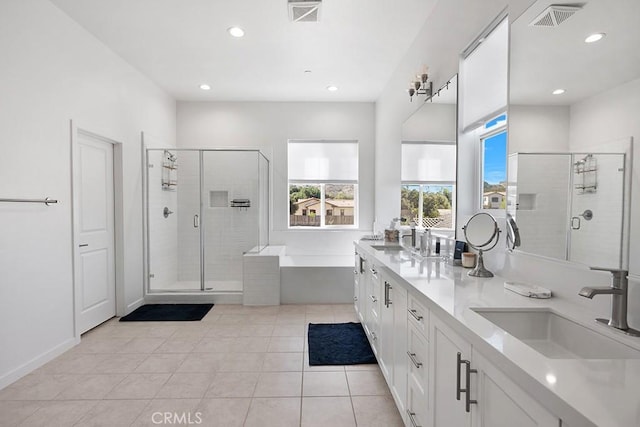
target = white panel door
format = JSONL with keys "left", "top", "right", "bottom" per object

{"left": 75, "top": 132, "right": 115, "bottom": 334}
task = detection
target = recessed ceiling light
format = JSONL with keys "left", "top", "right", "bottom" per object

{"left": 552, "top": 88, "right": 565, "bottom": 95}
{"left": 326, "top": 85, "right": 338, "bottom": 92}
{"left": 227, "top": 26, "right": 245, "bottom": 38}
{"left": 585, "top": 33, "right": 605, "bottom": 43}
{"left": 199, "top": 84, "right": 211, "bottom": 91}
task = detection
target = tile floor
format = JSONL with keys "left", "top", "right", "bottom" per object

{"left": 0, "top": 304, "right": 404, "bottom": 427}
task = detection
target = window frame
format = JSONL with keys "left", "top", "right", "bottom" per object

{"left": 287, "top": 139, "right": 359, "bottom": 230}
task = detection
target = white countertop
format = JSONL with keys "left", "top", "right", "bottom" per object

{"left": 355, "top": 240, "right": 640, "bottom": 427}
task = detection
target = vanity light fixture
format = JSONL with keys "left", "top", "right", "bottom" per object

{"left": 552, "top": 88, "right": 565, "bottom": 95}
{"left": 199, "top": 84, "right": 211, "bottom": 91}
{"left": 407, "top": 66, "right": 432, "bottom": 102}
{"left": 227, "top": 26, "right": 245, "bottom": 38}
{"left": 585, "top": 33, "right": 605, "bottom": 43}
{"left": 326, "top": 85, "right": 338, "bottom": 92}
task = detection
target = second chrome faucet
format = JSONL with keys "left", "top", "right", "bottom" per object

{"left": 579, "top": 266, "right": 640, "bottom": 337}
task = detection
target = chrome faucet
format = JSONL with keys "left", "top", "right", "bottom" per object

{"left": 402, "top": 222, "right": 417, "bottom": 249}
{"left": 579, "top": 267, "right": 640, "bottom": 336}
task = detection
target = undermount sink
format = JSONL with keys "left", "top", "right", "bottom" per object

{"left": 471, "top": 308, "right": 640, "bottom": 359}
{"left": 369, "top": 244, "right": 405, "bottom": 252}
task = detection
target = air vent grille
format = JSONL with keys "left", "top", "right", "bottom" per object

{"left": 529, "top": 5, "right": 581, "bottom": 27}
{"left": 288, "top": 0, "right": 321, "bottom": 23}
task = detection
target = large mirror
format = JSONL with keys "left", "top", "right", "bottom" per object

{"left": 507, "top": 0, "right": 639, "bottom": 269}
{"left": 401, "top": 76, "right": 458, "bottom": 235}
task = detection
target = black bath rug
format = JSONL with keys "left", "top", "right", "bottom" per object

{"left": 307, "top": 322, "right": 377, "bottom": 365}
{"left": 119, "top": 304, "right": 214, "bottom": 322}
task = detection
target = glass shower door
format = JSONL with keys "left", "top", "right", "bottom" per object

{"left": 147, "top": 149, "right": 202, "bottom": 292}
{"left": 201, "top": 151, "right": 260, "bottom": 292}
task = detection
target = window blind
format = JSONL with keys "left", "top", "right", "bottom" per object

{"left": 461, "top": 17, "right": 508, "bottom": 131}
{"left": 288, "top": 140, "right": 358, "bottom": 181}
{"left": 401, "top": 143, "right": 456, "bottom": 182}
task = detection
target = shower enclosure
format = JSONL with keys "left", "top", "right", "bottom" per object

{"left": 144, "top": 148, "right": 269, "bottom": 293}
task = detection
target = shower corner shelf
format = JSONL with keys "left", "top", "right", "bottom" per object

{"left": 230, "top": 199, "right": 251, "bottom": 208}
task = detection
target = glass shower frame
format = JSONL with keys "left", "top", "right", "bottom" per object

{"left": 143, "top": 147, "right": 270, "bottom": 294}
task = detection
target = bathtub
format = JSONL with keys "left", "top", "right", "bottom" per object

{"left": 243, "top": 246, "right": 354, "bottom": 305}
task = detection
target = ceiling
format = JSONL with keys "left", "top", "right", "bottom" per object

{"left": 510, "top": 0, "right": 640, "bottom": 106}
{"left": 50, "top": 0, "right": 438, "bottom": 102}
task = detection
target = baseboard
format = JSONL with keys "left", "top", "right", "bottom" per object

{"left": 125, "top": 297, "right": 145, "bottom": 315}
{"left": 0, "top": 337, "right": 78, "bottom": 390}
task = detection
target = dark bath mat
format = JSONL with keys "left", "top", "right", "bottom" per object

{"left": 119, "top": 304, "right": 214, "bottom": 322}
{"left": 307, "top": 322, "right": 377, "bottom": 366}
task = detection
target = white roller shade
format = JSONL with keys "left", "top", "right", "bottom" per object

{"left": 401, "top": 143, "right": 456, "bottom": 182}
{"left": 461, "top": 17, "right": 508, "bottom": 131}
{"left": 288, "top": 140, "right": 358, "bottom": 181}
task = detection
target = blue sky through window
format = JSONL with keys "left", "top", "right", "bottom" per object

{"left": 483, "top": 131, "right": 507, "bottom": 185}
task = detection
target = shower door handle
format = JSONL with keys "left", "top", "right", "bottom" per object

{"left": 193, "top": 214, "right": 199, "bottom": 228}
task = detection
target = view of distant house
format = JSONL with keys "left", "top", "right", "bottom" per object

{"left": 483, "top": 191, "right": 505, "bottom": 209}
{"left": 291, "top": 197, "right": 354, "bottom": 226}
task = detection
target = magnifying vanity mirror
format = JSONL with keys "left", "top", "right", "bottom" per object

{"left": 463, "top": 213, "right": 500, "bottom": 277}
{"left": 401, "top": 76, "right": 458, "bottom": 234}
{"left": 507, "top": 0, "right": 638, "bottom": 269}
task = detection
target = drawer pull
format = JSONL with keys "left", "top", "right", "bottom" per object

{"left": 407, "top": 351, "right": 423, "bottom": 368}
{"left": 456, "top": 352, "right": 477, "bottom": 413}
{"left": 370, "top": 295, "right": 377, "bottom": 303}
{"left": 408, "top": 309, "right": 423, "bottom": 321}
{"left": 406, "top": 410, "right": 422, "bottom": 427}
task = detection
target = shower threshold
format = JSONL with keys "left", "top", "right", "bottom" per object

{"left": 150, "top": 280, "right": 243, "bottom": 293}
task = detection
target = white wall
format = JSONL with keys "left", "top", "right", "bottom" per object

{"left": 0, "top": 0, "right": 175, "bottom": 388}
{"left": 508, "top": 105, "right": 570, "bottom": 153}
{"left": 176, "top": 102, "right": 375, "bottom": 256}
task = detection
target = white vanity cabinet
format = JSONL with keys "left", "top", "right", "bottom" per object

{"left": 430, "top": 315, "right": 559, "bottom": 427}
{"left": 378, "top": 272, "right": 409, "bottom": 419}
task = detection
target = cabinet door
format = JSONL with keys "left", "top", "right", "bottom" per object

{"left": 391, "top": 282, "right": 408, "bottom": 415}
{"left": 354, "top": 253, "right": 361, "bottom": 317}
{"left": 379, "top": 276, "right": 394, "bottom": 380}
{"left": 472, "top": 351, "right": 559, "bottom": 427}
{"left": 431, "top": 315, "right": 472, "bottom": 427}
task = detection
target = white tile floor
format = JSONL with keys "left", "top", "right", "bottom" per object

{"left": 0, "top": 304, "right": 404, "bottom": 427}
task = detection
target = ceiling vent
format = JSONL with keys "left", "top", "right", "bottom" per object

{"left": 529, "top": 5, "right": 582, "bottom": 27}
{"left": 288, "top": 0, "right": 321, "bottom": 23}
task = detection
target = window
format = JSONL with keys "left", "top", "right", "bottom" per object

{"left": 480, "top": 114, "right": 507, "bottom": 210}
{"left": 288, "top": 140, "right": 358, "bottom": 228}
{"left": 401, "top": 142, "right": 456, "bottom": 230}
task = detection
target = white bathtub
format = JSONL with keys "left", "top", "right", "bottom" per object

{"left": 279, "top": 253, "right": 354, "bottom": 304}
{"left": 243, "top": 247, "right": 354, "bottom": 305}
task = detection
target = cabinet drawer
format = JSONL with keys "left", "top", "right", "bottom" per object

{"left": 408, "top": 321, "right": 429, "bottom": 392}
{"left": 407, "top": 293, "right": 429, "bottom": 335}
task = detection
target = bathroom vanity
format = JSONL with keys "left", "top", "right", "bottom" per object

{"left": 354, "top": 240, "right": 640, "bottom": 427}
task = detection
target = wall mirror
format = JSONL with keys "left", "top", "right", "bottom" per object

{"left": 401, "top": 75, "right": 458, "bottom": 235}
{"left": 507, "top": 0, "right": 639, "bottom": 269}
